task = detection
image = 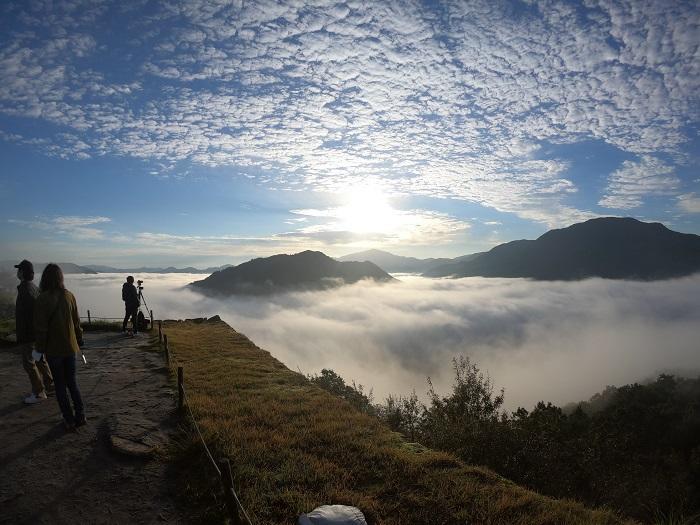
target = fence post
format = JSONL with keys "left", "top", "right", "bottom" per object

{"left": 219, "top": 458, "right": 242, "bottom": 525}
{"left": 87, "top": 310, "right": 91, "bottom": 326}
{"left": 150, "top": 309, "right": 154, "bottom": 330}
{"left": 163, "top": 334, "right": 169, "bottom": 364}
{"left": 177, "top": 366, "right": 184, "bottom": 414}
{"left": 158, "top": 320, "right": 163, "bottom": 344}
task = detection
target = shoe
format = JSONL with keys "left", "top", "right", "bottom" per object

{"left": 24, "top": 392, "right": 48, "bottom": 404}
{"left": 75, "top": 415, "right": 87, "bottom": 427}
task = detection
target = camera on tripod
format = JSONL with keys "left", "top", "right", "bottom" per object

{"left": 135, "top": 279, "right": 150, "bottom": 332}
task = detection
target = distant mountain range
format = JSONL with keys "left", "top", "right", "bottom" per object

{"left": 424, "top": 217, "right": 700, "bottom": 280}
{"left": 337, "top": 249, "right": 483, "bottom": 273}
{"left": 190, "top": 250, "right": 394, "bottom": 295}
{"left": 3, "top": 218, "right": 698, "bottom": 289}
{"left": 0, "top": 261, "right": 97, "bottom": 275}
{"left": 84, "top": 264, "right": 232, "bottom": 274}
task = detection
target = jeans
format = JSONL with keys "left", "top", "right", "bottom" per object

{"left": 21, "top": 343, "right": 53, "bottom": 395}
{"left": 123, "top": 306, "right": 138, "bottom": 332}
{"left": 47, "top": 355, "right": 84, "bottom": 424}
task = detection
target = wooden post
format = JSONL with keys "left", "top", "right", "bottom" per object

{"left": 163, "top": 334, "right": 169, "bottom": 364}
{"left": 219, "top": 458, "right": 242, "bottom": 525}
{"left": 177, "top": 366, "right": 184, "bottom": 414}
{"left": 150, "top": 309, "right": 154, "bottom": 330}
{"left": 87, "top": 310, "right": 91, "bottom": 326}
{"left": 158, "top": 320, "right": 163, "bottom": 344}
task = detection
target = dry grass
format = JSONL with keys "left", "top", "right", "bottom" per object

{"left": 163, "top": 319, "right": 634, "bottom": 525}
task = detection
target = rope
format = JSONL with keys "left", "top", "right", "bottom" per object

{"left": 179, "top": 383, "right": 221, "bottom": 477}
{"left": 168, "top": 344, "right": 253, "bottom": 525}
{"left": 232, "top": 487, "right": 254, "bottom": 525}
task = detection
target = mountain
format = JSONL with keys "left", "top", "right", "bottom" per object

{"left": 190, "top": 250, "right": 395, "bottom": 295}
{"left": 84, "top": 264, "right": 232, "bottom": 274}
{"left": 338, "top": 249, "right": 482, "bottom": 273}
{"left": 0, "top": 261, "right": 96, "bottom": 275}
{"left": 424, "top": 217, "right": 700, "bottom": 280}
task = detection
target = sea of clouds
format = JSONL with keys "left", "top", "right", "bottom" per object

{"left": 65, "top": 273, "right": 700, "bottom": 410}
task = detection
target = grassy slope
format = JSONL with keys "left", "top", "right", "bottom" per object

{"left": 164, "top": 320, "right": 633, "bottom": 525}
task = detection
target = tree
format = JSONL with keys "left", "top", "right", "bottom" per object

{"left": 420, "top": 355, "right": 505, "bottom": 465}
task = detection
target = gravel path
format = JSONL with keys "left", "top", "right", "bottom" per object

{"left": 0, "top": 332, "right": 183, "bottom": 524}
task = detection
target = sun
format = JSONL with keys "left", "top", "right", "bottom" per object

{"left": 336, "top": 187, "right": 402, "bottom": 234}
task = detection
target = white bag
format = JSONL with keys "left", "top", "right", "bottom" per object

{"left": 298, "top": 505, "right": 368, "bottom": 525}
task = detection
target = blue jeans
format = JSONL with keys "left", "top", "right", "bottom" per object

{"left": 47, "top": 355, "right": 84, "bottom": 424}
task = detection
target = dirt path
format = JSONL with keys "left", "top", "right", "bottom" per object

{"left": 0, "top": 332, "right": 183, "bottom": 524}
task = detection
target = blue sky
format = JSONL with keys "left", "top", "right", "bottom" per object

{"left": 1, "top": 0, "right": 699, "bottom": 267}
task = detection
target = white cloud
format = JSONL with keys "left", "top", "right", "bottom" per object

{"left": 1, "top": 0, "right": 698, "bottom": 226}
{"left": 289, "top": 203, "right": 470, "bottom": 247}
{"left": 8, "top": 215, "right": 111, "bottom": 239}
{"left": 599, "top": 156, "right": 679, "bottom": 209}
{"left": 64, "top": 272, "right": 700, "bottom": 411}
{"left": 678, "top": 193, "right": 700, "bottom": 214}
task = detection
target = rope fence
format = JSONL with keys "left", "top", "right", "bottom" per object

{"left": 78, "top": 311, "right": 254, "bottom": 523}
{"left": 161, "top": 325, "right": 253, "bottom": 525}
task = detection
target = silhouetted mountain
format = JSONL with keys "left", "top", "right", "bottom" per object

{"left": 84, "top": 264, "right": 232, "bottom": 274}
{"left": 338, "top": 249, "right": 482, "bottom": 273}
{"left": 191, "top": 250, "right": 395, "bottom": 295}
{"left": 424, "top": 217, "right": 700, "bottom": 280}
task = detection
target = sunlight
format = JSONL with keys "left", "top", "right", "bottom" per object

{"left": 336, "top": 187, "right": 403, "bottom": 234}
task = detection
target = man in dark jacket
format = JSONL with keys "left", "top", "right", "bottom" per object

{"left": 16, "top": 259, "right": 53, "bottom": 404}
{"left": 121, "top": 276, "right": 140, "bottom": 335}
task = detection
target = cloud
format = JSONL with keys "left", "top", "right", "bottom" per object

{"left": 1, "top": 0, "right": 698, "bottom": 226}
{"left": 65, "top": 272, "right": 700, "bottom": 411}
{"left": 599, "top": 156, "right": 680, "bottom": 209}
{"left": 678, "top": 193, "right": 700, "bottom": 214}
{"left": 8, "top": 215, "right": 111, "bottom": 239}
{"left": 290, "top": 206, "right": 470, "bottom": 247}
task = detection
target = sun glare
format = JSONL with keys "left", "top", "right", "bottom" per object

{"left": 336, "top": 188, "right": 402, "bottom": 234}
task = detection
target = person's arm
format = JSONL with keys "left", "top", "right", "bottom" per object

{"left": 70, "top": 293, "right": 84, "bottom": 346}
{"left": 34, "top": 295, "right": 47, "bottom": 354}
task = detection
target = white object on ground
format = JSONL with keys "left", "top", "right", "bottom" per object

{"left": 24, "top": 391, "right": 48, "bottom": 404}
{"left": 298, "top": 505, "right": 368, "bottom": 525}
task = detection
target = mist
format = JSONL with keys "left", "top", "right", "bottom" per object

{"left": 64, "top": 273, "right": 700, "bottom": 410}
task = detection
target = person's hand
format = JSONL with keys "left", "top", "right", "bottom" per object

{"left": 31, "top": 349, "right": 43, "bottom": 362}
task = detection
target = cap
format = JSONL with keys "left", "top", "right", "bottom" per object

{"left": 14, "top": 259, "right": 34, "bottom": 273}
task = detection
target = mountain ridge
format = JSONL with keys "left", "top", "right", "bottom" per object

{"left": 191, "top": 250, "right": 395, "bottom": 295}
{"left": 424, "top": 217, "right": 700, "bottom": 280}
{"left": 338, "top": 248, "right": 483, "bottom": 273}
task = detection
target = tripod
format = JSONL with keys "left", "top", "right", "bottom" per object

{"left": 137, "top": 285, "right": 150, "bottom": 315}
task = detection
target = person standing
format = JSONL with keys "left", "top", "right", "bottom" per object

{"left": 121, "top": 276, "right": 139, "bottom": 335}
{"left": 15, "top": 259, "right": 54, "bottom": 404}
{"left": 34, "top": 263, "right": 86, "bottom": 430}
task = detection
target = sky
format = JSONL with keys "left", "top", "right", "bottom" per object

{"left": 1, "top": 0, "right": 699, "bottom": 267}
{"left": 66, "top": 273, "right": 700, "bottom": 410}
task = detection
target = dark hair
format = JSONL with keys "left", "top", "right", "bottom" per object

{"left": 127, "top": 276, "right": 134, "bottom": 283}
{"left": 40, "top": 263, "right": 65, "bottom": 292}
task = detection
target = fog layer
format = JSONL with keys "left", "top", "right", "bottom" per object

{"left": 65, "top": 273, "right": 700, "bottom": 410}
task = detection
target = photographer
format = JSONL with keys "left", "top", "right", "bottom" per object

{"left": 121, "top": 276, "right": 139, "bottom": 335}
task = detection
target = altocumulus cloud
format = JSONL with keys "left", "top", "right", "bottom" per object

{"left": 1, "top": 0, "right": 698, "bottom": 226}
{"left": 66, "top": 273, "right": 700, "bottom": 410}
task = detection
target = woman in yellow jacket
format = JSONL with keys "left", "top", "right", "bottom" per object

{"left": 34, "top": 264, "right": 86, "bottom": 430}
